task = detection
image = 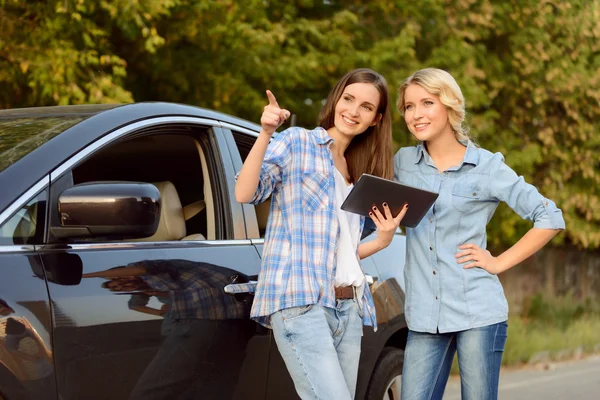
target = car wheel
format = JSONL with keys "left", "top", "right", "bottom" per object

{"left": 366, "top": 346, "right": 404, "bottom": 400}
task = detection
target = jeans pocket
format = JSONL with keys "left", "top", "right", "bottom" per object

{"left": 351, "top": 298, "right": 364, "bottom": 319}
{"left": 279, "top": 304, "right": 314, "bottom": 321}
{"left": 493, "top": 321, "right": 508, "bottom": 352}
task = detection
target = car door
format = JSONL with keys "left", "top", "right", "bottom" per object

{"left": 0, "top": 185, "right": 58, "bottom": 400}
{"left": 39, "top": 119, "right": 270, "bottom": 400}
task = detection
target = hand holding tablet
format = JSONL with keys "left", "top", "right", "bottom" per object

{"left": 340, "top": 174, "right": 439, "bottom": 228}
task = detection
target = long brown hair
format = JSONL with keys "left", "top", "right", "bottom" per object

{"left": 318, "top": 68, "right": 393, "bottom": 182}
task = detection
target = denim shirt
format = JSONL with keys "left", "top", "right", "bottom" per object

{"left": 243, "top": 127, "right": 377, "bottom": 329}
{"left": 394, "top": 142, "right": 565, "bottom": 333}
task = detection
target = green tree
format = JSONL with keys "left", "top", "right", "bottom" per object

{"left": 0, "top": 0, "right": 180, "bottom": 107}
{"left": 399, "top": 0, "right": 600, "bottom": 249}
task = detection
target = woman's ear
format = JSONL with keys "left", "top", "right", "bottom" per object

{"left": 370, "top": 113, "right": 383, "bottom": 127}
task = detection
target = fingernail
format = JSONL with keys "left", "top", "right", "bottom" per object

{"left": 383, "top": 202, "right": 388, "bottom": 207}
{"left": 285, "top": 112, "right": 290, "bottom": 119}
{"left": 369, "top": 212, "right": 373, "bottom": 216}
{"left": 372, "top": 206, "right": 377, "bottom": 210}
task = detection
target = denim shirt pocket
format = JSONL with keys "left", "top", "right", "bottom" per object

{"left": 452, "top": 176, "right": 484, "bottom": 212}
{"left": 302, "top": 172, "right": 330, "bottom": 211}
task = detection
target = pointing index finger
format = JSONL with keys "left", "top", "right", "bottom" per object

{"left": 266, "top": 90, "right": 279, "bottom": 108}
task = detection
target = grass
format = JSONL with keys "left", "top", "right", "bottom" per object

{"left": 450, "top": 294, "right": 600, "bottom": 373}
{"left": 503, "top": 314, "right": 600, "bottom": 365}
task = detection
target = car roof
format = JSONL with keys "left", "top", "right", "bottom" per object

{"left": 0, "top": 104, "right": 123, "bottom": 119}
{"left": 0, "top": 102, "right": 261, "bottom": 216}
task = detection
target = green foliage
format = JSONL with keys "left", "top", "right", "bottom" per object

{"left": 0, "top": 0, "right": 178, "bottom": 106}
{"left": 450, "top": 295, "right": 600, "bottom": 371}
{"left": 522, "top": 292, "right": 600, "bottom": 330}
{"left": 1, "top": 0, "right": 598, "bottom": 249}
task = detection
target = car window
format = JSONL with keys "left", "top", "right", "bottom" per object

{"left": 0, "top": 191, "right": 47, "bottom": 245}
{"left": 61, "top": 127, "right": 221, "bottom": 242}
{"left": 231, "top": 130, "right": 270, "bottom": 238}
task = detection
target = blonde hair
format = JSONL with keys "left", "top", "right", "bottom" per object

{"left": 397, "top": 68, "right": 471, "bottom": 143}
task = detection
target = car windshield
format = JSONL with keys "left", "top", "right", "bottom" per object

{"left": 0, "top": 102, "right": 118, "bottom": 174}
{"left": 0, "top": 116, "right": 88, "bottom": 172}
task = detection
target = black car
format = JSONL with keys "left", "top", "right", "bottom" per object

{"left": 0, "top": 103, "right": 407, "bottom": 400}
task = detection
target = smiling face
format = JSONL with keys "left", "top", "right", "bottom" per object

{"left": 402, "top": 83, "right": 454, "bottom": 143}
{"left": 332, "top": 82, "right": 382, "bottom": 138}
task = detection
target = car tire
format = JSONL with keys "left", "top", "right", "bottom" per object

{"left": 365, "top": 346, "right": 404, "bottom": 400}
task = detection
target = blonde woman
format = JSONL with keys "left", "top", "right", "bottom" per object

{"left": 394, "top": 68, "right": 565, "bottom": 400}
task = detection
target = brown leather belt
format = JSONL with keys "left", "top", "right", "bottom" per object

{"left": 335, "top": 286, "right": 354, "bottom": 300}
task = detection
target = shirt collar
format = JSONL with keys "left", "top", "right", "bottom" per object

{"left": 414, "top": 143, "right": 426, "bottom": 164}
{"left": 314, "top": 127, "right": 335, "bottom": 146}
{"left": 414, "top": 140, "right": 479, "bottom": 166}
{"left": 462, "top": 140, "right": 479, "bottom": 166}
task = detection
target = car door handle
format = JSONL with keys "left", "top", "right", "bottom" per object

{"left": 224, "top": 281, "right": 257, "bottom": 295}
{"left": 365, "top": 274, "right": 376, "bottom": 285}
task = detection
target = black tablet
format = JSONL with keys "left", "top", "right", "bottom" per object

{"left": 340, "top": 174, "right": 438, "bottom": 228}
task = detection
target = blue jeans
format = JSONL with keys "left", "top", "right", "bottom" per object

{"left": 271, "top": 300, "right": 363, "bottom": 400}
{"left": 401, "top": 321, "right": 508, "bottom": 400}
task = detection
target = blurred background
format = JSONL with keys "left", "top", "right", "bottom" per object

{"left": 0, "top": 0, "right": 599, "bottom": 370}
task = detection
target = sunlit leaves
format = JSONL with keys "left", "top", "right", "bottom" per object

{"left": 0, "top": 0, "right": 598, "bottom": 248}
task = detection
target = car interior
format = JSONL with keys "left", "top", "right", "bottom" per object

{"left": 71, "top": 130, "right": 215, "bottom": 241}
{"left": 232, "top": 131, "right": 271, "bottom": 238}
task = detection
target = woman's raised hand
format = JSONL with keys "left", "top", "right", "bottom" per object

{"left": 261, "top": 90, "right": 290, "bottom": 136}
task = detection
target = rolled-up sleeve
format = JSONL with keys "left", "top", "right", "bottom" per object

{"left": 489, "top": 153, "right": 565, "bottom": 230}
{"left": 235, "top": 129, "right": 292, "bottom": 205}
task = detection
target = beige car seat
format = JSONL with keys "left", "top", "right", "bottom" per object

{"left": 135, "top": 181, "right": 206, "bottom": 241}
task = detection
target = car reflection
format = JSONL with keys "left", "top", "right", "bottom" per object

{"left": 0, "top": 298, "right": 15, "bottom": 316}
{"left": 0, "top": 310, "right": 54, "bottom": 399}
{"left": 82, "top": 260, "right": 255, "bottom": 399}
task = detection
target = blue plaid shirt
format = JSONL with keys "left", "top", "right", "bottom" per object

{"left": 244, "top": 127, "right": 377, "bottom": 329}
{"left": 134, "top": 260, "right": 250, "bottom": 321}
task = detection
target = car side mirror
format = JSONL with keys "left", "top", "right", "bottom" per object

{"left": 51, "top": 182, "right": 160, "bottom": 240}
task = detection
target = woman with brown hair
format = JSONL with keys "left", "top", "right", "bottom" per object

{"left": 235, "top": 68, "right": 407, "bottom": 399}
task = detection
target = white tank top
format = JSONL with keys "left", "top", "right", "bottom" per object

{"left": 333, "top": 168, "right": 364, "bottom": 287}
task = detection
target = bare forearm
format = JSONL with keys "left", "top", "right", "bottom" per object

{"left": 496, "top": 228, "right": 561, "bottom": 273}
{"left": 131, "top": 306, "right": 162, "bottom": 316}
{"left": 358, "top": 239, "right": 387, "bottom": 260}
{"left": 82, "top": 265, "right": 146, "bottom": 278}
{"left": 235, "top": 131, "right": 271, "bottom": 203}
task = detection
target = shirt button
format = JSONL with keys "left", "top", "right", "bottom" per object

{"left": 435, "top": 296, "right": 439, "bottom": 300}
{"left": 433, "top": 270, "right": 437, "bottom": 275}
{"left": 472, "top": 192, "right": 477, "bottom": 196}
{"left": 429, "top": 217, "right": 433, "bottom": 223}
{"left": 429, "top": 246, "right": 433, "bottom": 251}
